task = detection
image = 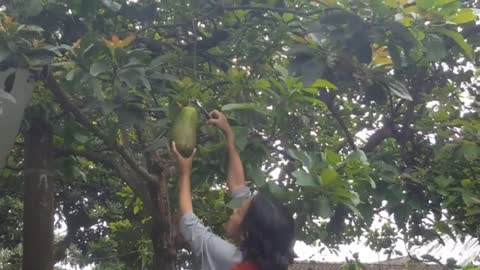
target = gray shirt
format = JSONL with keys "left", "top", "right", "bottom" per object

{"left": 179, "top": 186, "right": 251, "bottom": 270}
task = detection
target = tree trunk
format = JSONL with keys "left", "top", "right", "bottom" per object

{"left": 147, "top": 154, "right": 176, "bottom": 270}
{"left": 23, "top": 118, "right": 54, "bottom": 270}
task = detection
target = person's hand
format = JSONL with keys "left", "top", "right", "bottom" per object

{"left": 207, "top": 110, "right": 232, "bottom": 136}
{"left": 170, "top": 141, "right": 196, "bottom": 177}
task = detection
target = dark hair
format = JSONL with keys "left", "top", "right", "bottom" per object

{"left": 239, "top": 192, "right": 296, "bottom": 270}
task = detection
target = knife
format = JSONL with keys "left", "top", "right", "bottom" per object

{"left": 193, "top": 98, "right": 212, "bottom": 119}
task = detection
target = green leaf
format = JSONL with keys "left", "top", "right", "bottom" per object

{"left": 434, "top": 221, "right": 455, "bottom": 240}
{"left": 300, "top": 58, "right": 325, "bottom": 86}
{"left": 66, "top": 68, "right": 79, "bottom": 81}
{"left": 461, "top": 143, "right": 479, "bottom": 161}
{"left": 345, "top": 202, "right": 364, "bottom": 219}
{"left": 462, "top": 193, "right": 480, "bottom": 207}
{"left": 310, "top": 79, "right": 337, "bottom": 89}
{"left": 434, "top": 0, "right": 456, "bottom": 6}
{"left": 18, "top": 25, "right": 44, "bottom": 33}
{"left": 74, "top": 133, "right": 89, "bottom": 143}
{"left": 232, "top": 126, "right": 249, "bottom": 151}
{"left": 316, "top": 196, "right": 332, "bottom": 218}
{"left": 255, "top": 79, "right": 271, "bottom": 89}
{"left": 389, "top": 22, "right": 416, "bottom": 52}
{"left": 90, "top": 61, "right": 110, "bottom": 77}
{"left": 91, "top": 78, "right": 104, "bottom": 101}
{"left": 387, "top": 79, "right": 412, "bottom": 101}
{"left": 297, "top": 96, "right": 327, "bottom": 108}
{"left": 287, "top": 148, "right": 312, "bottom": 169}
{"left": 433, "top": 28, "right": 474, "bottom": 60}
{"left": 222, "top": 103, "right": 257, "bottom": 111}
{"left": 325, "top": 149, "right": 341, "bottom": 165}
{"left": 384, "top": 0, "right": 397, "bottom": 8}
{"left": 321, "top": 168, "right": 338, "bottom": 185}
{"left": 73, "top": 166, "right": 87, "bottom": 182}
{"left": 448, "top": 9, "right": 476, "bottom": 24}
{"left": 149, "top": 73, "right": 178, "bottom": 82}
{"left": 0, "top": 46, "right": 10, "bottom": 63}
{"left": 0, "top": 89, "right": 16, "bottom": 104}
{"left": 292, "top": 169, "right": 318, "bottom": 187}
{"left": 417, "top": 0, "right": 434, "bottom": 9}
{"left": 118, "top": 67, "right": 146, "bottom": 89}
{"left": 465, "top": 207, "right": 480, "bottom": 216}
{"left": 22, "top": 0, "right": 44, "bottom": 18}
{"left": 79, "top": 0, "right": 98, "bottom": 17}
{"left": 101, "top": 0, "right": 122, "bottom": 12}
{"left": 434, "top": 176, "right": 454, "bottom": 188}
{"left": 249, "top": 166, "right": 267, "bottom": 187}
{"left": 349, "top": 149, "right": 369, "bottom": 164}
{"left": 423, "top": 34, "right": 447, "bottom": 61}
{"left": 133, "top": 205, "right": 140, "bottom": 215}
{"left": 350, "top": 190, "right": 360, "bottom": 205}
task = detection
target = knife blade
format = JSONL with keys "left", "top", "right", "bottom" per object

{"left": 193, "top": 98, "right": 211, "bottom": 119}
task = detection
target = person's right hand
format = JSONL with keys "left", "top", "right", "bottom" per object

{"left": 207, "top": 110, "right": 232, "bottom": 135}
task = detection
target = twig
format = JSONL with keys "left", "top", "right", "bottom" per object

{"left": 44, "top": 71, "right": 157, "bottom": 183}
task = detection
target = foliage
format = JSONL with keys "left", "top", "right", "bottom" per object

{"left": 0, "top": 0, "right": 479, "bottom": 268}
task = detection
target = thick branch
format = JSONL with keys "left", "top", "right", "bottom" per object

{"left": 319, "top": 92, "right": 357, "bottom": 150}
{"left": 362, "top": 125, "right": 395, "bottom": 153}
{"left": 44, "top": 72, "right": 157, "bottom": 183}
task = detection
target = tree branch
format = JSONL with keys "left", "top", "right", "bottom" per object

{"left": 221, "top": 4, "right": 324, "bottom": 16}
{"left": 362, "top": 125, "right": 395, "bottom": 153}
{"left": 54, "top": 147, "right": 151, "bottom": 207}
{"left": 44, "top": 72, "right": 157, "bottom": 183}
{"left": 319, "top": 92, "right": 357, "bottom": 151}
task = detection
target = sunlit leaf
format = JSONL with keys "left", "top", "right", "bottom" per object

{"left": 387, "top": 79, "right": 412, "bottom": 101}
{"left": 222, "top": 103, "right": 257, "bottom": 111}
{"left": 321, "top": 168, "right": 338, "bottom": 185}
{"left": 448, "top": 9, "right": 476, "bottom": 25}
{"left": 310, "top": 79, "right": 337, "bottom": 89}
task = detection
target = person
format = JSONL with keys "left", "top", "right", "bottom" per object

{"left": 170, "top": 110, "right": 296, "bottom": 270}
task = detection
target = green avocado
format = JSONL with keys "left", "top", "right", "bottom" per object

{"left": 170, "top": 106, "right": 198, "bottom": 157}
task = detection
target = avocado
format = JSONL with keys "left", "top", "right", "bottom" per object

{"left": 170, "top": 106, "right": 198, "bottom": 157}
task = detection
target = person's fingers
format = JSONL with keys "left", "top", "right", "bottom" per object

{"left": 207, "top": 118, "right": 219, "bottom": 126}
{"left": 183, "top": 148, "right": 197, "bottom": 160}
{"left": 167, "top": 143, "right": 176, "bottom": 159}
{"left": 209, "top": 110, "right": 221, "bottom": 119}
{"left": 171, "top": 141, "right": 181, "bottom": 157}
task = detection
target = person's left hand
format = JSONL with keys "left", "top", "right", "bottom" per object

{"left": 170, "top": 141, "right": 196, "bottom": 176}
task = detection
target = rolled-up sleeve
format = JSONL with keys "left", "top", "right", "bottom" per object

{"left": 178, "top": 186, "right": 251, "bottom": 270}
{"left": 231, "top": 186, "right": 251, "bottom": 199}
{"left": 179, "top": 212, "right": 243, "bottom": 270}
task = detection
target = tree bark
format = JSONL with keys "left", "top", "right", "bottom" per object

{"left": 23, "top": 118, "right": 54, "bottom": 270}
{"left": 147, "top": 153, "right": 176, "bottom": 270}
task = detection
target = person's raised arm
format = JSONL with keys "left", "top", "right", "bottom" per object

{"left": 171, "top": 142, "right": 195, "bottom": 215}
{"left": 207, "top": 110, "right": 246, "bottom": 193}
